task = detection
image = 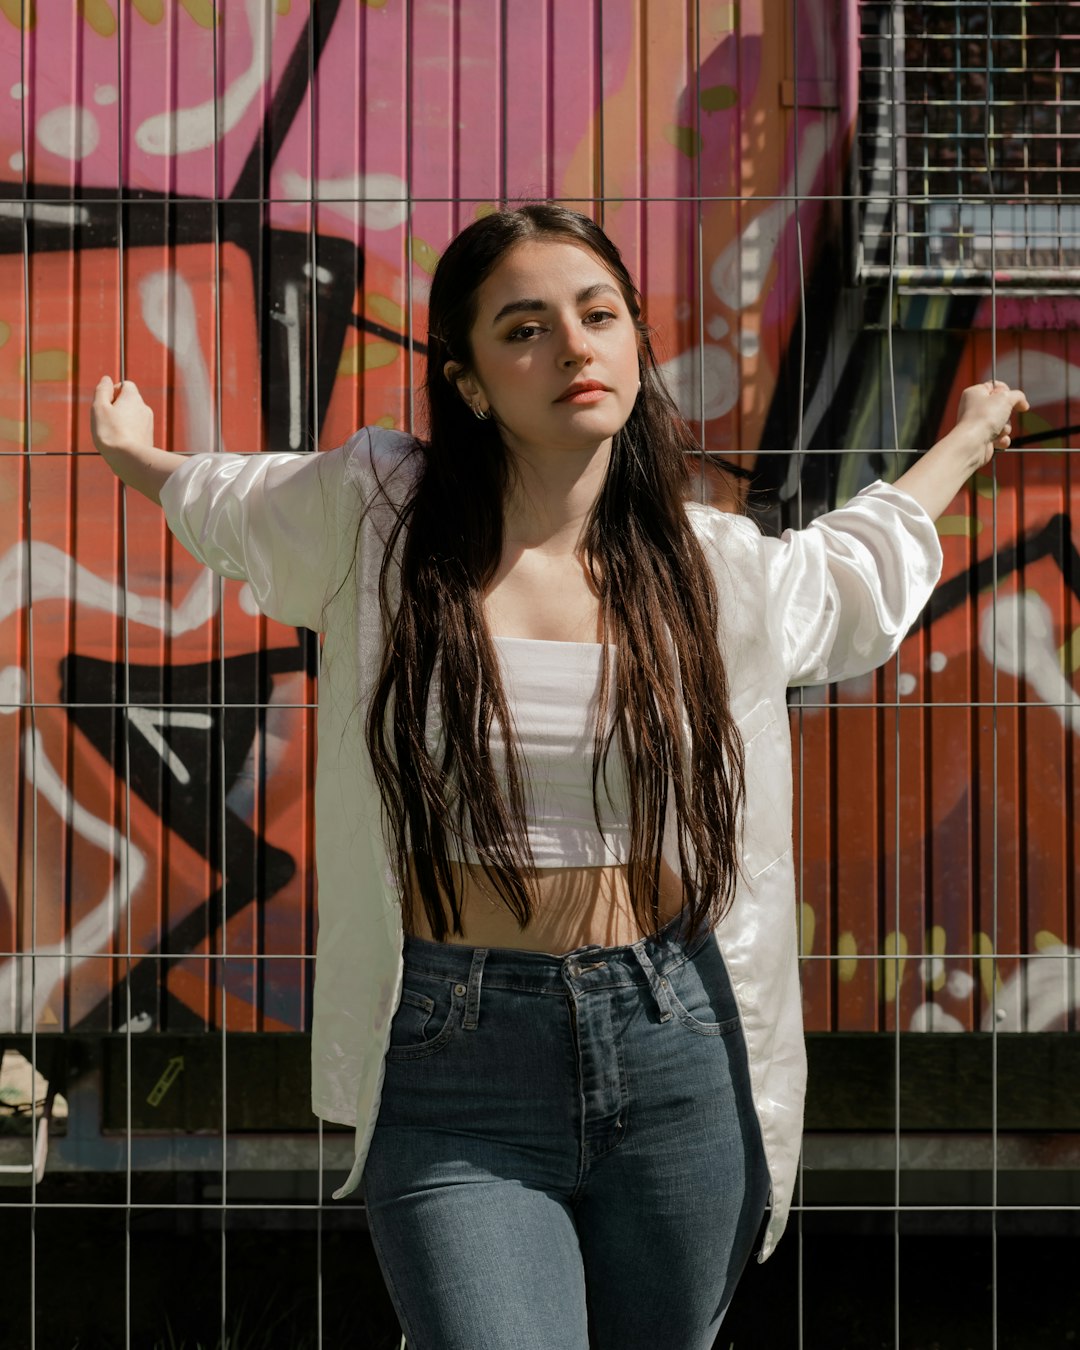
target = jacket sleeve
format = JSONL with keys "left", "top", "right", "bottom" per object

{"left": 756, "top": 480, "right": 943, "bottom": 687}
{"left": 158, "top": 426, "right": 412, "bottom": 631}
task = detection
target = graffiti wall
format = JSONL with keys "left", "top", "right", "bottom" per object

{"left": 1, "top": 0, "right": 1076, "bottom": 1039}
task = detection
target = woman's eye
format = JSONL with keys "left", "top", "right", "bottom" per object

{"left": 507, "top": 323, "right": 544, "bottom": 341}
{"left": 585, "top": 310, "right": 616, "bottom": 325}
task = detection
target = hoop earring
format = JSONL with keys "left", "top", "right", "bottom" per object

{"left": 472, "top": 404, "right": 491, "bottom": 421}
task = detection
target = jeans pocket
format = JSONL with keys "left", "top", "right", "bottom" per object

{"left": 664, "top": 936, "right": 741, "bottom": 1037}
{"left": 385, "top": 972, "right": 462, "bottom": 1061}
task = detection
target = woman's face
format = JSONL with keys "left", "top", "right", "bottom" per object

{"left": 450, "top": 237, "right": 641, "bottom": 461}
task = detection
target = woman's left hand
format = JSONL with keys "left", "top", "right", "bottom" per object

{"left": 955, "top": 380, "right": 1031, "bottom": 467}
{"left": 893, "top": 380, "right": 1032, "bottom": 522}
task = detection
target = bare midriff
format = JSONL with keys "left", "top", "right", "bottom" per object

{"left": 403, "top": 856, "right": 688, "bottom": 955}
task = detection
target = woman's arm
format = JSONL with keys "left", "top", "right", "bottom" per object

{"left": 892, "top": 379, "right": 1030, "bottom": 521}
{"left": 90, "top": 376, "right": 185, "bottom": 504}
{"left": 89, "top": 374, "right": 398, "bottom": 631}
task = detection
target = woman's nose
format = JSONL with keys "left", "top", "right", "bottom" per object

{"left": 558, "top": 327, "right": 591, "bottom": 367}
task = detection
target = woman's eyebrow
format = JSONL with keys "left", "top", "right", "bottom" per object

{"left": 490, "top": 282, "right": 620, "bottom": 326}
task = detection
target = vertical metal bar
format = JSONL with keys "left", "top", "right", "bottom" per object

{"left": 955, "top": 3, "right": 963, "bottom": 267}
{"left": 545, "top": 0, "right": 552, "bottom": 200}
{"left": 919, "top": 10, "right": 929, "bottom": 268}
{"left": 884, "top": 6, "right": 901, "bottom": 1348}
{"left": 499, "top": 0, "right": 508, "bottom": 207}
{"left": 306, "top": 2, "right": 325, "bottom": 1345}
{"left": 113, "top": 0, "right": 135, "bottom": 1342}
{"left": 695, "top": 0, "right": 705, "bottom": 507}
{"left": 984, "top": 6, "right": 999, "bottom": 1347}
{"left": 405, "top": 0, "right": 415, "bottom": 436}
{"left": 1020, "top": 3, "right": 1030, "bottom": 273}
{"left": 19, "top": 2, "right": 38, "bottom": 1346}
{"left": 405, "top": 17, "right": 421, "bottom": 1342}
{"left": 891, "top": 3, "right": 909, "bottom": 269}
{"left": 596, "top": 0, "right": 604, "bottom": 228}
{"left": 210, "top": 2, "right": 227, "bottom": 1344}
{"left": 451, "top": 0, "right": 459, "bottom": 236}
{"left": 790, "top": 4, "right": 807, "bottom": 1347}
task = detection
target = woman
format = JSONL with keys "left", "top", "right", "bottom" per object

{"left": 91, "top": 204, "right": 1027, "bottom": 1349}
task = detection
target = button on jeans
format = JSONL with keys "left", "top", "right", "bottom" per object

{"left": 360, "top": 907, "right": 769, "bottom": 1350}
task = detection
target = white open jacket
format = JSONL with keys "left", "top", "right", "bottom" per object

{"left": 160, "top": 426, "right": 942, "bottom": 1262}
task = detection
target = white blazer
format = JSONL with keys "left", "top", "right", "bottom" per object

{"left": 160, "top": 426, "right": 942, "bottom": 1261}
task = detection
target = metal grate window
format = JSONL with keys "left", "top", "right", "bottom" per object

{"left": 857, "top": 0, "right": 1080, "bottom": 284}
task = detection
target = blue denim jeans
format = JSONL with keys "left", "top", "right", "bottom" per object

{"left": 360, "top": 907, "right": 769, "bottom": 1350}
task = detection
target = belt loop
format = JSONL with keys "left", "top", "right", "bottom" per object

{"left": 631, "top": 941, "right": 674, "bottom": 1023}
{"left": 463, "top": 947, "right": 488, "bottom": 1030}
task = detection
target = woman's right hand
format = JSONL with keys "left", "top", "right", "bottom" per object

{"left": 90, "top": 376, "right": 154, "bottom": 459}
{"left": 89, "top": 376, "right": 185, "bottom": 504}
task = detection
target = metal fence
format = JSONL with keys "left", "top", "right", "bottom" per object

{"left": 1, "top": 0, "right": 1077, "bottom": 1345}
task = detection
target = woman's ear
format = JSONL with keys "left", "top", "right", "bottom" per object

{"left": 444, "top": 360, "right": 482, "bottom": 406}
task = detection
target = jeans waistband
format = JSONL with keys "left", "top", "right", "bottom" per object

{"left": 400, "top": 905, "right": 715, "bottom": 1029}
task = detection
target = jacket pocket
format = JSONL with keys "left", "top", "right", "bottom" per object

{"left": 737, "top": 697, "right": 791, "bottom": 880}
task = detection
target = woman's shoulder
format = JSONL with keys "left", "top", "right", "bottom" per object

{"left": 683, "top": 500, "right": 773, "bottom": 611}
{"left": 340, "top": 424, "right": 423, "bottom": 502}
{"left": 685, "top": 498, "right": 764, "bottom": 551}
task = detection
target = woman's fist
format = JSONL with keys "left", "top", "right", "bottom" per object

{"left": 956, "top": 380, "right": 1030, "bottom": 465}
{"left": 90, "top": 376, "right": 154, "bottom": 458}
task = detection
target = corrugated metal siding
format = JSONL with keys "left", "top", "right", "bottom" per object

{"left": 0, "top": 0, "right": 1076, "bottom": 1046}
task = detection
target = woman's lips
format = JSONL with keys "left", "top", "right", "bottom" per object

{"left": 556, "top": 386, "right": 610, "bottom": 404}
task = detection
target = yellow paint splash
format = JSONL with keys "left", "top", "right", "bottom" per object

{"left": 0, "top": 415, "right": 49, "bottom": 446}
{"left": 132, "top": 0, "right": 165, "bottom": 21}
{"left": 276, "top": 0, "right": 290, "bottom": 12}
{"left": 409, "top": 237, "right": 440, "bottom": 275}
{"left": 935, "top": 514, "right": 983, "bottom": 538}
{"left": 1015, "top": 410, "right": 1061, "bottom": 452}
{"left": 0, "top": 319, "right": 10, "bottom": 349}
{"left": 375, "top": 414, "right": 396, "bottom": 430}
{"left": 180, "top": 0, "right": 221, "bottom": 29}
{"left": 339, "top": 341, "right": 399, "bottom": 375}
{"left": 881, "top": 929, "right": 908, "bottom": 1003}
{"left": 700, "top": 84, "right": 738, "bottom": 112}
{"left": 1034, "top": 929, "right": 1066, "bottom": 951}
{"left": 474, "top": 202, "right": 496, "bottom": 219}
{"left": 78, "top": 0, "right": 116, "bottom": 38}
{"left": 798, "top": 902, "right": 815, "bottom": 956}
{"left": 974, "top": 930, "right": 1001, "bottom": 1001}
{"left": 0, "top": 0, "right": 35, "bottom": 29}
{"left": 362, "top": 0, "right": 389, "bottom": 8}
{"left": 363, "top": 341, "right": 399, "bottom": 371}
{"left": 837, "top": 932, "right": 858, "bottom": 983}
{"left": 367, "top": 293, "right": 405, "bottom": 328}
{"left": 337, "top": 344, "right": 361, "bottom": 377}
{"left": 706, "top": 1, "right": 737, "bottom": 35}
{"left": 663, "top": 124, "right": 702, "bottom": 158}
{"left": 928, "top": 924, "right": 947, "bottom": 991}
{"left": 21, "top": 349, "right": 73, "bottom": 382}
{"left": 973, "top": 471, "right": 997, "bottom": 499}
{"left": 1059, "top": 628, "right": 1080, "bottom": 674}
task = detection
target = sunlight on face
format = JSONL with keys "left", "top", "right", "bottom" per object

{"left": 454, "top": 238, "right": 642, "bottom": 461}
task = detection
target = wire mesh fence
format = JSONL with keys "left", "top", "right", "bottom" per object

{"left": 1, "top": 1, "right": 1077, "bottom": 1346}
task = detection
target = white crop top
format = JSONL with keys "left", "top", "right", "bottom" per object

{"left": 429, "top": 636, "right": 633, "bottom": 867}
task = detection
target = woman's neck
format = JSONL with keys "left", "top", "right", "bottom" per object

{"left": 501, "top": 439, "right": 612, "bottom": 551}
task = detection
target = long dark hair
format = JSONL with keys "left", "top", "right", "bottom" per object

{"left": 366, "top": 204, "right": 745, "bottom": 942}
